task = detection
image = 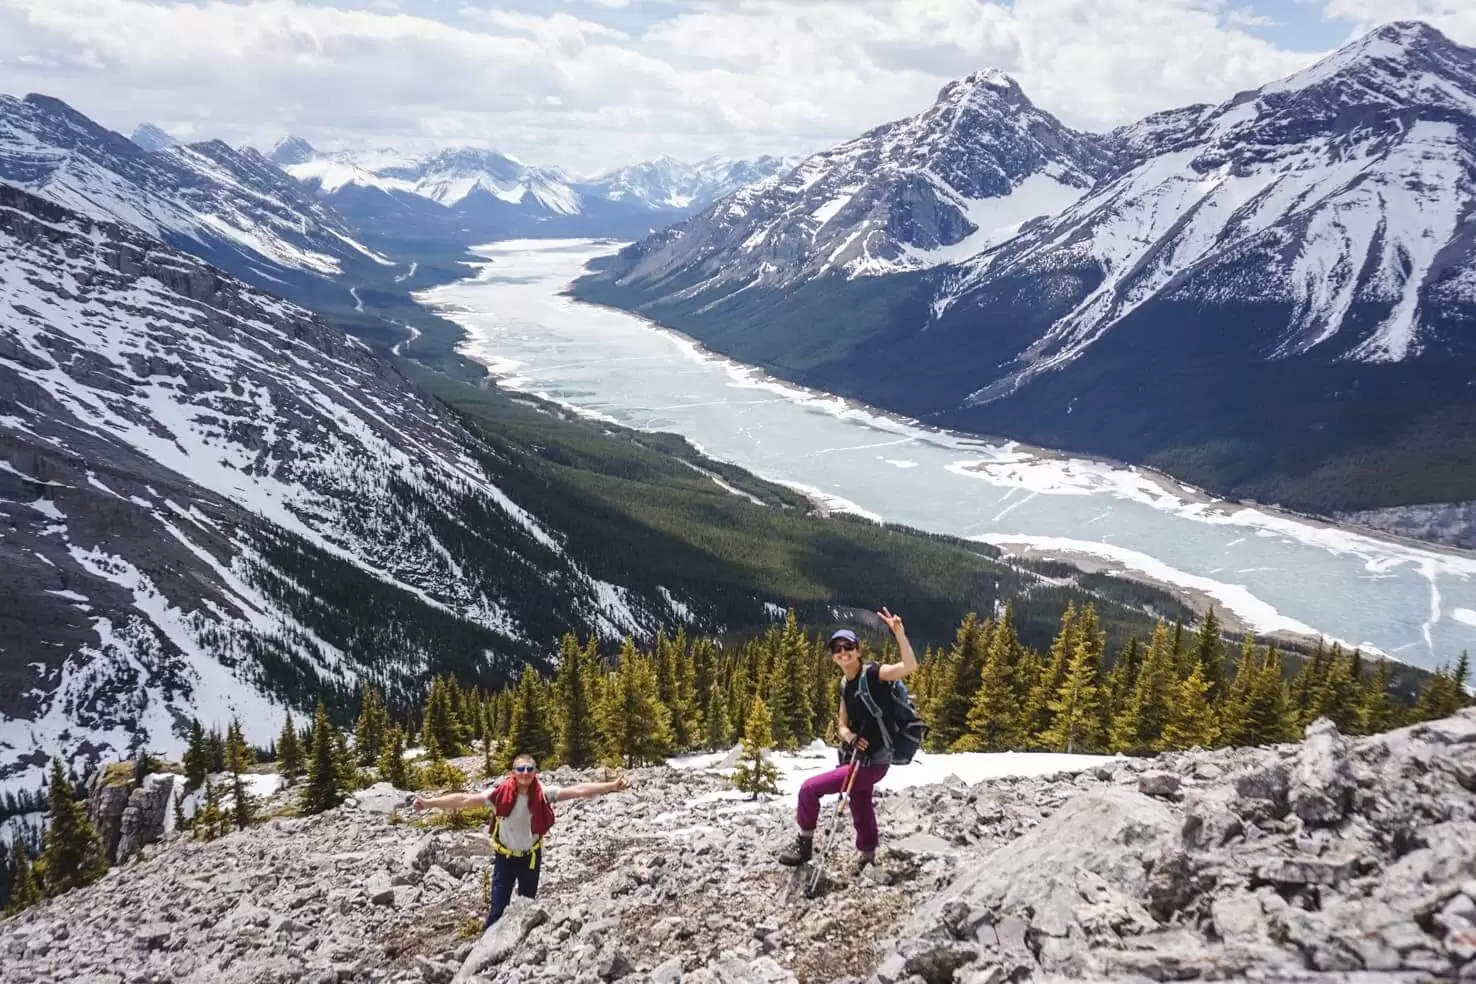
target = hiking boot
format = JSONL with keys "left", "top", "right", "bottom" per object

{"left": 778, "top": 834, "right": 813, "bottom": 866}
{"left": 853, "top": 850, "right": 876, "bottom": 875}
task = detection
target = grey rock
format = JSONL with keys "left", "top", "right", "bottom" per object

{"left": 595, "top": 946, "right": 633, "bottom": 981}
{"left": 1289, "top": 717, "right": 1355, "bottom": 826}
{"left": 1137, "top": 772, "right": 1182, "bottom": 800}
{"left": 650, "top": 956, "right": 684, "bottom": 984}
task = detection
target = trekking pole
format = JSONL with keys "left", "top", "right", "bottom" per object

{"left": 806, "top": 746, "right": 861, "bottom": 898}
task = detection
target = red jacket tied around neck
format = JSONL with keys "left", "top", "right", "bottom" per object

{"left": 487, "top": 777, "right": 556, "bottom": 837}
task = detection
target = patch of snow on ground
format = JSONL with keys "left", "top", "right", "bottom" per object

{"left": 676, "top": 739, "right": 1118, "bottom": 808}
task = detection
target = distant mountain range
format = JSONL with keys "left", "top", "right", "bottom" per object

{"left": 261, "top": 136, "right": 797, "bottom": 247}
{"left": 572, "top": 20, "right": 1476, "bottom": 533}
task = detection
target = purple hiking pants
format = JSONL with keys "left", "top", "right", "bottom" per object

{"left": 796, "top": 761, "right": 890, "bottom": 852}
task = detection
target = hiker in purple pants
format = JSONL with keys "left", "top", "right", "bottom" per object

{"left": 779, "top": 607, "right": 918, "bottom": 873}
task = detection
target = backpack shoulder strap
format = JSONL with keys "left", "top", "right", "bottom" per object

{"left": 854, "top": 665, "right": 893, "bottom": 752}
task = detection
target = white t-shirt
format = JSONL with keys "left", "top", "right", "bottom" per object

{"left": 483, "top": 783, "right": 561, "bottom": 852}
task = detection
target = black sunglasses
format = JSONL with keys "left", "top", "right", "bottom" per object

{"left": 513, "top": 765, "right": 536, "bottom": 773}
{"left": 830, "top": 641, "right": 857, "bottom": 652}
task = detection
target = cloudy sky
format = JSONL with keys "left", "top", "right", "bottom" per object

{"left": 1, "top": 0, "right": 1473, "bottom": 176}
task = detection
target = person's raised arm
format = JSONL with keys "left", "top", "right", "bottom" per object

{"left": 411, "top": 791, "right": 486, "bottom": 812}
{"left": 876, "top": 607, "right": 918, "bottom": 682}
{"left": 553, "top": 775, "right": 630, "bottom": 802}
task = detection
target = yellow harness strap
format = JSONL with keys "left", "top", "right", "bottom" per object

{"left": 490, "top": 814, "right": 544, "bottom": 870}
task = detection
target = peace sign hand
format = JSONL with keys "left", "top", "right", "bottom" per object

{"left": 877, "top": 607, "right": 904, "bottom": 635}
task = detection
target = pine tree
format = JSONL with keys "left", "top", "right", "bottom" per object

{"left": 1026, "top": 602, "right": 1078, "bottom": 742}
{"left": 225, "top": 718, "right": 254, "bottom": 831}
{"left": 1190, "top": 608, "right": 1226, "bottom": 702}
{"left": 183, "top": 718, "right": 209, "bottom": 792}
{"left": 1160, "top": 664, "right": 1219, "bottom": 750}
{"left": 554, "top": 634, "right": 600, "bottom": 768}
{"left": 1038, "top": 634, "right": 1104, "bottom": 754}
{"left": 1217, "top": 636, "right": 1257, "bottom": 747}
{"left": 955, "top": 611, "right": 1020, "bottom": 751}
{"left": 1109, "top": 621, "right": 1175, "bottom": 754}
{"left": 501, "top": 668, "right": 556, "bottom": 770}
{"left": 35, "top": 760, "right": 107, "bottom": 895}
{"left": 1361, "top": 659, "right": 1397, "bottom": 734}
{"left": 194, "top": 779, "right": 228, "bottom": 841}
{"left": 276, "top": 714, "right": 303, "bottom": 784}
{"left": 600, "top": 640, "right": 674, "bottom": 767}
{"left": 4, "top": 842, "right": 41, "bottom": 915}
{"left": 705, "top": 680, "right": 733, "bottom": 750}
{"left": 355, "top": 686, "right": 390, "bottom": 766}
{"left": 299, "top": 702, "right": 344, "bottom": 815}
{"left": 377, "top": 725, "right": 411, "bottom": 789}
{"left": 932, "top": 613, "right": 989, "bottom": 749}
{"left": 730, "top": 695, "right": 781, "bottom": 799}
{"left": 422, "top": 677, "right": 463, "bottom": 759}
{"left": 764, "top": 615, "right": 808, "bottom": 749}
{"left": 671, "top": 629, "right": 702, "bottom": 750}
{"left": 1245, "top": 645, "right": 1293, "bottom": 745}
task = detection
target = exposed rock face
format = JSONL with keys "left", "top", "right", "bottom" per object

{"left": 86, "top": 771, "right": 178, "bottom": 865}
{"left": 6, "top": 711, "right": 1476, "bottom": 984}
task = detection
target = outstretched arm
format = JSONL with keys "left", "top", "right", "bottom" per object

{"left": 411, "top": 791, "right": 485, "bottom": 812}
{"left": 876, "top": 607, "right": 918, "bottom": 682}
{"left": 553, "top": 776, "right": 630, "bottom": 802}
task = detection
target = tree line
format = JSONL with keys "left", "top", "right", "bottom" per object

{"left": 3, "top": 606, "right": 1468, "bottom": 915}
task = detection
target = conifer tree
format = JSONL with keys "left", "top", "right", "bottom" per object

{"left": 671, "top": 629, "right": 702, "bottom": 750}
{"left": 299, "top": 702, "right": 344, "bottom": 815}
{"left": 377, "top": 725, "right": 412, "bottom": 789}
{"left": 35, "top": 760, "right": 107, "bottom": 895}
{"left": 225, "top": 718, "right": 254, "bottom": 831}
{"left": 1245, "top": 645, "right": 1293, "bottom": 745}
{"left": 1039, "top": 634, "right": 1104, "bottom": 754}
{"left": 730, "top": 695, "right": 780, "bottom": 799}
{"left": 600, "top": 640, "right": 674, "bottom": 766}
{"left": 554, "top": 634, "right": 600, "bottom": 768}
{"left": 705, "top": 680, "right": 733, "bottom": 750}
{"left": 276, "top": 714, "right": 303, "bottom": 784}
{"left": 422, "top": 677, "right": 463, "bottom": 758}
{"left": 4, "top": 842, "right": 40, "bottom": 915}
{"left": 1110, "top": 621, "right": 1175, "bottom": 754}
{"left": 766, "top": 612, "right": 811, "bottom": 749}
{"left": 194, "top": 779, "right": 228, "bottom": 841}
{"left": 1217, "top": 636, "right": 1257, "bottom": 747}
{"left": 355, "top": 686, "right": 390, "bottom": 766}
{"left": 183, "top": 718, "right": 210, "bottom": 792}
{"left": 1190, "top": 608, "right": 1226, "bottom": 702}
{"left": 931, "top": 613, "right": 989, "bottom": 749}
{"left": 955, "top": 611, "right": 1020, "bottom": 751}
{"left": 1161, "top": 664, "right": 1219, "bottom": 750}
{"left": 501, "top": 668, "right": 555, "bottom": 770}
{"left": 1026, "top": 602, "right": 1079, "bottom": 742}
{"left": 1361, "top": 659, "right": 1397, "bottom": 734}
{"left": 333, "top": 726, "right": 360, "bottom": 793}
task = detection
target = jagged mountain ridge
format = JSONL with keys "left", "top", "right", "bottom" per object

{"left": 0, "top": 181, "right": 719, "bottom": 794}
{"left": 275, "top": 137, "right": 799, "bottom": 245}
{"left": 608, "top": 69, "right": 1114, "bottom": 289}
{"left": 0, "top": 93, "right": 391, "bottom": 308}
{"left": 574, "top": 20, "right": 1476, "bottom": 521}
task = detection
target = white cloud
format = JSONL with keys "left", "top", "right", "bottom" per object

{"left": 0, "top": 0, "right": 1457, "bottom": 175}
{"left": 1321, "top": 0, "right": 1476, "bottom": 42}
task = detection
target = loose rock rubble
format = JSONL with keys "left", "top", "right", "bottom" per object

{"left": 3, "top": 710, "right": 1474, "bottom": 984}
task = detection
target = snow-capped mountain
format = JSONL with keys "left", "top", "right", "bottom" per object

{"left": 604, "top": 70, "right": 1114, "bottom": 286}
{"left": 938, "top": 19, "right": 1476, "bottom": 403}
{"left": 582, "top": 154, "right": 801, "bottom": 212}
{"left": 279, "top": 139, "right": 796, "bottom": 244}
{"left": 0, "top": 94, "right": 390, "bottom": 308}
{"left": 128, "top": 123, "right": 177, "bottom": 153}
{"left": 576, "top": 21, "right": 1476, "bottom": 519}
{"left": 0, "top": 182, "right": 714, "bottom": 792}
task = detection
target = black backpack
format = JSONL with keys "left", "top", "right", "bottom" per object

{"left": 843, "top": 666, "right": 928, "bottom": 766}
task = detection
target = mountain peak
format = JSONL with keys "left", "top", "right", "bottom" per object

{"left": 130, "top": 123, "right": 178, "bottom": 152}
{"left": 268, "top": 135, "right": 317, "bottom": 167}
{"left": 936, "top": 68, "right": 1025, "bottom": 108}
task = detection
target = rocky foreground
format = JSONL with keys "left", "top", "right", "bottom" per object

{"left": 3, "top": 711, "right": 1475, "bottom": 984}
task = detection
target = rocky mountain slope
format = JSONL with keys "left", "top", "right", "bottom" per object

{"left": 4, "top": 709, "right": 1474, "bottom": 983}
{"left": 277, "top": 138, "right": 798, "bottom": 246}
{"left": 0, "top": 180, "right": 725, "bottom": 793}
{"left": 0, "top": 93, "right": 391, "bottom": 314}
{"left": 572, "top": 21, "right": 1476, "bottom": 532}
